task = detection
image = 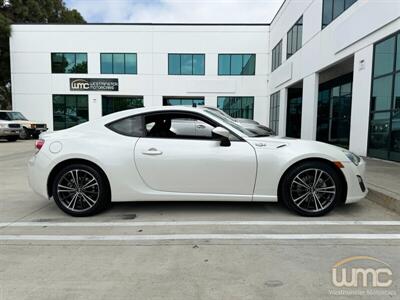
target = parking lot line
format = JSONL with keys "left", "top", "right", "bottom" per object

{"left": 1, "top": 220, "right": 400, "bottom": 227}
{"left": 0, "top": 233, "right": 400, "bottom": 241}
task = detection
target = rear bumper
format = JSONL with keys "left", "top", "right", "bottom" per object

{"left": 27, "top": 152, "right": 52, "bottom": 199}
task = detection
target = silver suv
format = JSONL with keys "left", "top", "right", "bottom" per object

{"left": 0, "top": 110, "right": 47, "bottom": 139}
{"left": 0, "top": 111, "right": 22, "bottom": 142}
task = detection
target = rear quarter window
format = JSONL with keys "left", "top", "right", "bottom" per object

{"left": 106, "top": 115, "right": 144, "bottom": 137}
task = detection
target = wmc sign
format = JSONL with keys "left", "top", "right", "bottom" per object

{"left": 328, "top": 255, "right": 396, "bottom": 296}
{"left": 70, "top": 78, "right": 119, "bottom": 91}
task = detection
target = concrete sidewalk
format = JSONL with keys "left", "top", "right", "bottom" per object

{"left": 364, "top": 157, "right": 400, "bottom": 214}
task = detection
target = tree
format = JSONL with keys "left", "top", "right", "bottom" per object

{"left": 0, "top": 0, "right": 86, "bottom": 109}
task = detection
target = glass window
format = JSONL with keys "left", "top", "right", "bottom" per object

{"left": 113, "top": 54, "right": 125, "bottom": 74}
{"left": 168, "top": 54, "right": 180, "bottom": 75}
{"left": 286, "top": 89, "right": 302, "bottom": 138}
{"left": 373, "top": 37, "right": 395, "bottom": 77}
{"left": 217, "top": 97, "right": 254, "bottom": 119}
{"left": 125, "top": 53, "right": 137, "bottom": 74}
{"left": 102, "top": 96, "right": 144, "bottom": 116}
{"left": 144, "top": 112, "right": 217, "bottom": 140}
{"left": 333, "top": 0, "right": 345, "bottom": 19}
{"left": 218, "top": 55, "right": 230, "bottom": 75}
{"left": 107, "top": 115, "right": 144, "bottom": 137}
{"left": 52, "top": 95, "right": 88, "bottom": 131}
{"left": 322, "top": 0, "right": 358, "bottom": 28}
{"left": 100, "top": 53, "right": 137, "bottom": 74}
{"left": 371, "top": 75, "right": 393, "bottom": 112}
{"left": 317, "top": 73, "right": 353, "bottom": 148}
{"left": 287, "top": 16, "right": 303, "bottom": 58}
{"left": 269, "top": 92, "right": 280, "bottom": 134}
{"left": 51, "top": 53, "right": 87, "bottom": 74}
{"left": 163, "top": 97, "right": 205, "bottom": 106}
{"left": 397, "top": 35, "right": 400, "bottom": 71}
{"left": 168, "top": 54, "right": 205, "bottom": 75}
{"left": 271, "top": 40, "right": 282, "bottom": 72}
{"left": 322, "top": 0, "right": 333, "bottom": 27}
{"left": 218, "top": 54, "right": 255, "bottom": 75}
{"left": 100, "top": 54, "right": 113, "bottom": 74}
{"left": 369, "top": 32, "right": 400, "bottom": 162}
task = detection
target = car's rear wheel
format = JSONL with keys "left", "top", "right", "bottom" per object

{"left": 52, "top": 164, "right": 110, "bottom": 217}
{"left": 280, "top": 161, "right": 344, "bottom": 217}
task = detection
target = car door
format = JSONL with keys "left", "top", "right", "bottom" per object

{"left": 134, "top": 111, "right": 257, "bottom": 195}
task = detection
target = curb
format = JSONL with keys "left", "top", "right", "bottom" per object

{"left": 366, "top": 187, "right": 400, "bottom": 215}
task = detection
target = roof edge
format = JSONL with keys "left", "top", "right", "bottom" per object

{"left": 12, "top": 22, "right": 270, "bottom": 26}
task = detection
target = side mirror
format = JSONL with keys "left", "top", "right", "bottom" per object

{"left": 212, "top": 127, "right": 231, "bottom": 147}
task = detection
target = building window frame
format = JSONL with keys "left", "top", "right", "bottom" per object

{"left": 168, "top": 53, "right": 205, "bottom": 75}
{"left": 218, "top": 54, "right": 256, "bottom": 76}
{"left": 271, "top": 40, "right": 282, "bottom": 72}
{"left": 269, "top": 91, "right": 280, "bottom": 134}
{"left": 100, "top": 53, "right": 137, "bottom": 74}
{"left": 368, "top": 30, "right": 400, "bottom": 162}
{"left": 287, "top": 16, "right": 303, "bottom": 59}
{"left": 51, "top": 52, "right": 87, "bottom": 74}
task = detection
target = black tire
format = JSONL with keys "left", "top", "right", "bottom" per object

{"left": 32, "top": 133, "right": 40, "bottom": 139}
{"left": 6, "top": 136, "right": 18, "bottom": 142}
{"left": 19, "top": 128, "right": 29, "bottom": 139}
{"left": 280, "top": 161, "right": 344, "bottom": 217}
{"left": 52, "top": 163, "right": 111, "bottom": 217}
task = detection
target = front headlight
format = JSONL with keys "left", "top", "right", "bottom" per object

{"left": 343, "top": 150, "right": 361, "bottom": 166}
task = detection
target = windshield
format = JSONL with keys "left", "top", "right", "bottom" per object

{"left": 0, "top": 111, "right": 27, "bottom": 121}
{"left": 203, "top": 108, "right": 258, "bottom": 137}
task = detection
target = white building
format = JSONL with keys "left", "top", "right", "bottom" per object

{"left": 9, "top": 0, "right": 400, "bottom": 162}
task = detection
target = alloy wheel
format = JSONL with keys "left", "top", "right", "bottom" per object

{"left": 57, "top": 169, "right": 100, "bottom": 212}
{"left": 290, "top": 168, "right": 336, "bottom": 213}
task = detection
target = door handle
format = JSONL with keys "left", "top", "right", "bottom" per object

{"left": 142, "top": 148, "right": 163, "bottom": 155}
{"left": 196, "top": 124, "right": 206, "bottom": 129}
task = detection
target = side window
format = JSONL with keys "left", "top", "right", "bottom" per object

{"left": 106, "top": 115, "right": 144, "bottom": 137}
{"left": 144, "top": 113, "right": 216, "bottom": 139}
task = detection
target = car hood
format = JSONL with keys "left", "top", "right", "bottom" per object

{"left": 246, "top": 136, "right": 350, "bottom": 161}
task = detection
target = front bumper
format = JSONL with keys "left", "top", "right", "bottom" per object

{"left": 0, "top": 127, "right": 21, "bottom": 137}
{"left": 341, "top": 158, "right": 368, "bottom": 203}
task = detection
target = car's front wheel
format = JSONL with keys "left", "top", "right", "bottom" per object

{"left": 52, "top": 164, "right": 110, "bottom": 217}
{"left": 280, "top": 161, "right": 344, "bottom": 217}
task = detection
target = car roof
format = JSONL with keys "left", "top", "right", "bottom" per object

{"left": 100, "top": 106, "right": 212, "bottom": 123}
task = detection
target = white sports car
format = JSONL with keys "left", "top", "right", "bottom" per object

{"left": 28, "top": 106, "right": 367, "bottom": 217}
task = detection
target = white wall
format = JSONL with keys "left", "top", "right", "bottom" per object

{"left": 10, "top": 24, "right": 269, "bottom": 130}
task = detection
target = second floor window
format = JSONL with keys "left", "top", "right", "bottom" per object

{"left": 322, "top": 0, "right": 358, "bottom": 28}
{"left": 168, "top": 54, "right": 205, "bottom": 75}
{"left": 287, "top": 16, "right": 303, "bottom": 59}
{"left": 51, "top": 53, "right": 87, "bottom": 73}
{"left": 101, "top": 53, "right": 137, "bottom": 74}
{"left": 218, "top": 54, "right": 256, "bottom": 75}
{"left": 271, "top": 40, "right": 282, "bottom": 72}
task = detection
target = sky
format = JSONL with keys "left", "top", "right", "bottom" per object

{"left": 64, "top": 0, "right": 284, "bottom": 24}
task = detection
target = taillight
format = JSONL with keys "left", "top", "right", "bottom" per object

{"left": 35, "top": 139, "right": 45, "bottom": 151}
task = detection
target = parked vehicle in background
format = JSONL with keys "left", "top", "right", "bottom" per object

{"left": 0, "top": 111, "right": 47, "bottom": 139}
{"left": 203, "top": 106, "right": 275, "bottom": 136}
{"left": 0, "top": 111, "right": 22, "bottom": 142}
